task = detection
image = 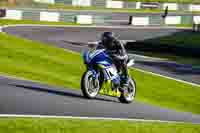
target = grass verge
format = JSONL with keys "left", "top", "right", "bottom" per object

{"left": 137, "top": 29, "right": 200, "bottom": 65}
{"left": 132, "top": 51, "right": 200, "bottom": 66}
{"left": 0, "top": 117, "right": 200, "bottom": 133}
{"left": 0, "top": 32, "right": 200, "bottom": 114}
{"left": 145, "top": 30, "right": 200, "bottom": 48}
{"left": 0, "top": 19, "right": 80, "bottom": 26}
{"left": 0, "top": 19, "right": 194, "bottom": 29}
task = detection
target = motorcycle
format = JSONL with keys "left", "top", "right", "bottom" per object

{"left": 81, "top": 49, "right": 136, "bottom": 103}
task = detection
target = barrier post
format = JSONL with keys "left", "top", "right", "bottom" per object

{"left": 0, "top": 9, "right": 6, "bottom": 17}
{"left": 128, "top": 16, "right": 132, "bottom": 25}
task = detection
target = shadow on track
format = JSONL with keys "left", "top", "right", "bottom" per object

{"left": 12, "top": 84, "right": 119, "bottom": 103}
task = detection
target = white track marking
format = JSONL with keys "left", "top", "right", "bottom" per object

{"left": 0, "top": 26, "right": 2, "bottom": 32}
{"left": 133, "top": 68, "right": 200, "bottom": 87}
{"left": 0, "top": 114, "right": 195, "bottom": 124}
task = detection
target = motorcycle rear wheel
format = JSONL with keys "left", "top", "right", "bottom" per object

{"left": 118, "top": 78, "right": 136, "bottom": 104}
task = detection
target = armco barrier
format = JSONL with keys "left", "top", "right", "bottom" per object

{"left": 72, "top": 0, "right": 91, "bottom": 7}
{"left": 40, "top": 11, "right": 60, "bottom": 22}
{"left": 0, "top": 9, "right": 197, "bottom": 26}
{"left": 4, "top": 10, "right": 23, "bottom": 20}
{"left": 131, "top": 17, "right": 149, "bottom": 26}
{"left": 165, "top": 16, "right": 181, "bottom": 25}
{"left": 34, "top": 0, "right": 200, "bottom": 12}
{"left": 23, "top": 10, "right": 40, "bottom": 21}
{"left": 76, "top": 15, "right": 93, "bottom": 24}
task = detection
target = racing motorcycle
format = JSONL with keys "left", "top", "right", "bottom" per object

{"left": 81, "top": 49, "right": 136, "bottom": 103}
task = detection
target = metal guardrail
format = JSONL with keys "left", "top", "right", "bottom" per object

{"left": 30, "top": 0, "right": 200, "bottom": 12}
{"left": 0, "top": 8, "right": 198, "bottom": 29}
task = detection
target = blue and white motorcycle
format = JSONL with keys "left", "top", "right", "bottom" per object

{"left": 81, "top": 49, "right": 136, "bottom": 103}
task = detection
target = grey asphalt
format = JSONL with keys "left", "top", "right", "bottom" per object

{"left": 1, "top": 76, "right": 200, "bottom": 123}
{"left": 1, "top": 26, "right": 200, "bottom": 123}
{"left": 4, "top": 26, "right": 200, "bottom": 84}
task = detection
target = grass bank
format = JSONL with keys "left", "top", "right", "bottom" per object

{"left": 139, "top": 29, "right": 200, "bottom": 65}
{"left": 146, "top": 30, "right": 200, "bottom": 48}
{"left": 0, "top": 19, "right": 193, "bottom": 29}
{"left": 0, "top": 32, "right": 200, "bottom": 114}
{"left": 132, "top": 51, "right": 200, "bottom": 66}
{"left": 0, "top": 118, "right": 200, "bottom": 133}
{"left": 0, "top": 19, "right": 79, "bottom": 26}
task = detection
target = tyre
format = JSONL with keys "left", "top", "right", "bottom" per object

{"left": 81, "top": 71, "right": 100, "bottom": 99}
{"left": 118, "top": 78, "right": 136, "bottom": 104}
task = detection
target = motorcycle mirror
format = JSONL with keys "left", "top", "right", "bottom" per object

{"left": 88, "top": 43, "right": 96, "bottom": 49}
{"left": 88, "top": 41, "right": 98, "bottom": 48}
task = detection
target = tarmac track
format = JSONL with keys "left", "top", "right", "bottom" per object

{"left": 0, "top": 25, "right": 200, "bottom": 123}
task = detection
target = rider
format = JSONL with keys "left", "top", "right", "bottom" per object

{"left": 96, "top": 32, "right": 129, "bottom": 89}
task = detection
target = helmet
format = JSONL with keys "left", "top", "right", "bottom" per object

{"left": 101, "top": 32, "right": 116, "bottom": 49}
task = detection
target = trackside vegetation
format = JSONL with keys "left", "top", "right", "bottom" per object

{"left": 0, "top": 118, "right": 199, "bottom": 133}
{"left": 0, "top": 32, "right": 200, "bottom": 114}
{"left": 0, "top": 19, "right": 79, "bottom": 26}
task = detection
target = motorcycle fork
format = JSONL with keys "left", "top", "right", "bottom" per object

{"left": 89, "top": 69, "right": 99, "bottom": 87}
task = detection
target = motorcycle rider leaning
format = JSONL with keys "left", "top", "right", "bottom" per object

{"left": 96, "top": 32, "right": 129, "bottom": 90}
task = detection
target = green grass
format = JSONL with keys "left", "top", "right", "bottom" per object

{"left": 0, "top": 19, "right": 193, "bottom": 30}
{"left": 133, "top": 28, "right": 200, "bottom": 67}
{"left": 0, "top": 118, "right": 200, "bottom": 133}
{"left": 132, "top": 51, "right": 200, "bottom": 66}
{"left": 130, "top": 68, "right": 200, "bottom": 114}
{"left": 146, "top": 30, "right": 200, "bottom": 48}
{"left": 0, "top": 32, "right": 83, "bottom": 89}
{"left": 0, "top": 32, "right": 200, "bottom": 114}
{"left": 0, "top": 19, "right": 80, "bottom": 26}
{"left": 176, "top": 24, "right": 193, "bottom": 27}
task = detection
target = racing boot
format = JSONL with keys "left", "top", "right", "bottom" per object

{"left": 119, "top": 75, "right": 129, "bottom": 93}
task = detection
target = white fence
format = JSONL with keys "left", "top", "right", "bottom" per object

{"left": 34, "top": 0, "right": 200, "bottom": 11}
{"left": 0, "top": 9, "right": 197, "bottom": 26}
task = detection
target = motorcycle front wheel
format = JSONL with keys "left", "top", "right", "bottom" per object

{"left": 118, "top": 78, "right": 136, "bottom": 104}
{"left": 81, "top": 71, "right": 100, "bottom": 99}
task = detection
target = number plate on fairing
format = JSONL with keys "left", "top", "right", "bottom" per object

{"left": 105, "top": 66, "right": 118, "bottom": 79}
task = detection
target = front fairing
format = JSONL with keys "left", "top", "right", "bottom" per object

{"left": 82, "top": 49, "right": 112, "bottom": 66}
{"left": 82, "top": 49, "right": 120, "bottom": 85}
